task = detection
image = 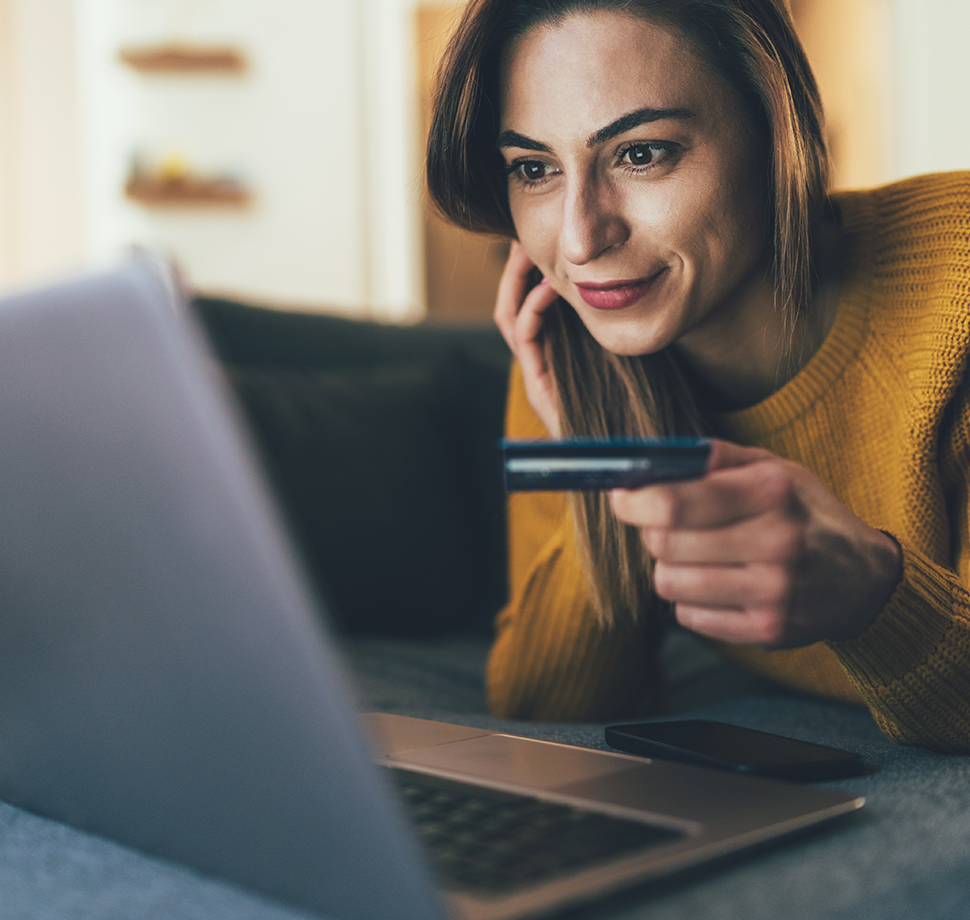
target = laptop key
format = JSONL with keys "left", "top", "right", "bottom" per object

{"left": 386, "top": 767, "right": 684, "bottom": 894}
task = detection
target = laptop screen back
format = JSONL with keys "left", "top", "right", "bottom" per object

{"left": 0, "top": 260, "right": 446, "bottom": 920}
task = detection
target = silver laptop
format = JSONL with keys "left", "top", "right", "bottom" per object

{"left": 0, "top": 258, "right": 863, "bottom": 920}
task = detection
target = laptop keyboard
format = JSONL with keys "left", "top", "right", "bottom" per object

{"left": 387, "top": 767, "right": 684, "bottom": 894}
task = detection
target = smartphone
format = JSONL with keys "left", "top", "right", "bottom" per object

{"left": 605, "top": 719, "right": 866, "bottom": 782}
{"left": 500, "top": 437, "right": 710, "bottom": 491}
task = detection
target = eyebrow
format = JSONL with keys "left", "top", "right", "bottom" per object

{"left": 587, "top": 106, "right": 695, "bottom": 147}
{"left": 496, "top": 106, "right": 695, "bottom": 152}
{"left": 495, "top": 130, "right": 551, "bottom": 153}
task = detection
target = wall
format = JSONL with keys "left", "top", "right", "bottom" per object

{"left": 792, "top": 0, "right": 893, "bottom": 190}
{"left": 0, "top": 0, "right": 84, "bottom": 288}
{"left": 73, "top": 0, "right": 407, "bottom": 316}
{"left": 0, "top": 0, "right": 425, "bottom": 318}
{"left": 890, "top": 0, "right": 970, "bottom": 180}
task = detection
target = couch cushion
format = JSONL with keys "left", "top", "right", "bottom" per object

{"left": 228, "top": 358, "right": 504, "bottom": 637}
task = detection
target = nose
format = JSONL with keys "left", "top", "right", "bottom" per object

{"left": 559, "top": 176, "right": 629, "bottom": 265}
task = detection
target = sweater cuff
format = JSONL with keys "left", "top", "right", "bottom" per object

{"left": 827, "top": 539, "right": 963, "bottom": 691}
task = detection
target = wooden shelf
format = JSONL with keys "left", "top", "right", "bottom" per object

{"left": 119, "top": 43, "right": 247, "bottom": 75}
{"left": 125, "top": 175, "right": 252, "bottom": 208}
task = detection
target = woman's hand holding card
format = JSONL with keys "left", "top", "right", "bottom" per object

{"left": 609, "top": 440, "right": 903, "bottom": 649}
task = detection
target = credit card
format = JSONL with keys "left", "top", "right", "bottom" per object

{"left": 501, "top": 437, "right": 711, "bottom": 491}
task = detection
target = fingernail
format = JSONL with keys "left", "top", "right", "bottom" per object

{"left": 539, "top": 276, "right": 548, "bottom": 285}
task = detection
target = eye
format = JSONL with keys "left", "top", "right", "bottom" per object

{"left": 507, "top": 159, "right": 557, "bottom": 187}
{"left": 619, "top": 143, "right": 673, "bottom": 169}
{"left": 521, "top": 161, "right": 547, "bottom": 181}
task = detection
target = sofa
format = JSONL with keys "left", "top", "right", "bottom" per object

{"left": 2, "top": 297, "right": 967, "bottom": 920}
{"left": 195, "top": 295, "right": 512, "bottom": 640}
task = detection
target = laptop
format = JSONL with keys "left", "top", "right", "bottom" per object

{"left": 0, "top": 257, "right": 863, "bottom": 920}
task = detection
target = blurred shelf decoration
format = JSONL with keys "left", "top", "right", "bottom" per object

{"left": 119, "top": 43, "right": 247, "bottom": 75}
{"left": 125, "top": 153, "right": 252, "bottom": 208}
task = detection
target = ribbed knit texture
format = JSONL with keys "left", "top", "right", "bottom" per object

{"left": 487, "top": 172, "right": 970, "bottom": 751}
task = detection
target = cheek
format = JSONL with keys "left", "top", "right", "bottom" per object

{"left": 627, "top": 172, "right": 724, "bottom": 264}
{"left": 718, "top": 150, "right": 771, "bottom": 248}
{"left": 673, "top": 170, "right": 767, "bottom": 275}
{"left": 510, "top": 200, "right": 560, "bottom": 273}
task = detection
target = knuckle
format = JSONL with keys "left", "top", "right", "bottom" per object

{"left": 755, "top": 564, "right": 792, "bottom": 607}
{"left": 758, "top": 463, "right": 797, "bottom": 504}
{"left": 510, "top": 326, "right": 531, "bottom": 353}
{"left": 642, "top": 527, "right": 670, "bottom": 559}
{"left": 651, "top": 561, "right": 676, "bottom": 599}
{"left": 750, "top": 609, "right": 788, "bottom": 648}
{"left": 766, "top": 520, "right": 805, "bottom": 561}
{"left": 651, "top": 488, "right": 684, "bottom": 528}
{"left": 608, "top": 489, "right": 629, "bottom": 519}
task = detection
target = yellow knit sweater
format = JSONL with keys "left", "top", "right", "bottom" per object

{"left": 488, "top": 171, "right": 970, "bottom": 752}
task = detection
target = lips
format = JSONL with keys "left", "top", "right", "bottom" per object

{"left": 573, "top": 272, "right": 662, "bottom": 310}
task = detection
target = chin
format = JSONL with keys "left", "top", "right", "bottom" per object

{"left": 575, "top": 311, "right": 671, "bottom": 358}
{"left": 557, "top": 289, "right": 677, "bottom": 357}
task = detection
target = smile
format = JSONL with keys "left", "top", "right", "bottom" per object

{"left": 573, "top": 273, "right": 663, "bottom": 310}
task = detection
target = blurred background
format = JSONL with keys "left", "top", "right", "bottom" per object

{"left": 0, "top": 0, "right": 968, "bottom": 322}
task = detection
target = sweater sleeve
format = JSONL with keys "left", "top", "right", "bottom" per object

{"left": 485, "top": 363, "right": 665, "bottom": 721}
{"left": 827, "top": 374, "right": 970, "bottom": 753}
{"left": 827, "top": 544, "right": 970, "bottom": 752}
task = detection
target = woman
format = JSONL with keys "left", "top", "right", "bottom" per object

{"left": 427, "top": 0, "right": 970, "bottom": 751}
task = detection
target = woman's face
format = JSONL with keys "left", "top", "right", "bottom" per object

{"left": 499, "top": 11, "right": 772, "bottom": 358}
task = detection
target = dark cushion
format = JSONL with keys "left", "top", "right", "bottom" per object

{"left": 193, "top": 295, "right": 511, "bottom": 374}
{"left": 193, "top": 297, "right": 511, "bottom": 637}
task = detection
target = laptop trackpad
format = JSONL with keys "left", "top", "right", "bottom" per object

{"left": 390, "top": 733, "right": 635, "bottom": 790}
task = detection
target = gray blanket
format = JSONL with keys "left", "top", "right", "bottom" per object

{"left": 1, "top": 632, "right": 968, "bottom": 919}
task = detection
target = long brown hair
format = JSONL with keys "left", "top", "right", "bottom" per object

{"left": 427, "top": 0, "right": 829, "bottom": 624}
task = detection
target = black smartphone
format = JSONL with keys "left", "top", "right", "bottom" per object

{"left": 500, "top": 436, "right": 710, "bottom": 491}
{"left": 605, "top": 719, "right": 866, "bottom": 782}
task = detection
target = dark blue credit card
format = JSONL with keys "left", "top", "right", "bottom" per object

{"left": 501, "top": 437, "right": 710, "bottom": 491}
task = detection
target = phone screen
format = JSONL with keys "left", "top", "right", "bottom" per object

{"left": 605, "top": 720, "right": 866, "bottom": 781}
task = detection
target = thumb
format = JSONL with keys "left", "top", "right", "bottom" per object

{"left": 705, "top": 438, "right": 775, "bottom": 473}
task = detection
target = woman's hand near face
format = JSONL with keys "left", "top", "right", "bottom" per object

{"left": 494, "top": 241, "right": 562, "bottom": 438}
{"left": 610, "top": 440, "right": 903, "bottom": 649}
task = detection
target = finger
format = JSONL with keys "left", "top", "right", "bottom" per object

{"left": 673, "top": 604, "right": 791, "bottom": 648}
{"left": 652, "top": 560, "right": 789, "bottom": 611}
{"left": 493, "top": 243, "right": 525, "bottom": 347}
{"left": 704, "top": 438, "right": 775, "bottom": 471}
{"left": 641, "top": 512, "right": 803, "bottom": 564}
{"left": 502, "top": 276, "right": 557, "bottom": 385}
{"left": 507, "top": 284, "right": 559, "bottom": 392}
{"left": 519, "top": 274, "right": 560, "bottom": 330}
{"left": 514, "top": 301, "right": 550, "bottom": 390}
{"left": 610, "top": 458, "right": 799, "bottom": 530}
{"left": 494, "top": 241, "right": 542, "bottom": 343}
